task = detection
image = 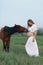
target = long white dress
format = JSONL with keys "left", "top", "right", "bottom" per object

{"left": 25, "top": 24, "right": 39, "bottom": 57}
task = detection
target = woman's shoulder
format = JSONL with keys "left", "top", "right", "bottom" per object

{"left": 32, "top": 24, "right": 38, "bottom": 31}
{"left": 32, "top": 24, "right": 37, "bottom": 27}
{"left": 28, "top": 24, "right": 38, "bottom": 32}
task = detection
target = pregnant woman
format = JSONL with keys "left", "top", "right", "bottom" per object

{"left": 25, "top": 19, "right": 39, "bottom": 57}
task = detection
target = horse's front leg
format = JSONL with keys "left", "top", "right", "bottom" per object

{"left": 6, "top": 37, "right": 10, "bottom": 52}
{"left": 6, "top": 41, "right": 10, "bottom": 52}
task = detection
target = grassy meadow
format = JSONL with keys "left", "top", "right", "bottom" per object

{"left": 0, "top": 35, "right": 43, "bottom": 65}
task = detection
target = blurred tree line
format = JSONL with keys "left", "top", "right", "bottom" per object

{"left": 37, "top": 28, "right": 43, "bottom": 35}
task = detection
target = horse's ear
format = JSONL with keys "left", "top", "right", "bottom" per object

{"left": 15, "top": 24, "right": 16, "bottom": 26}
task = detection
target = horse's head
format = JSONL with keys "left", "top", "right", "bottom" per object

{"left": 14, "top": 24, "right": 28, "bottom": 33}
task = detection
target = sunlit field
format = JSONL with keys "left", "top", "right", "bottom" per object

{"left": 0, "top": 35, "right": 43, "bottom": 65}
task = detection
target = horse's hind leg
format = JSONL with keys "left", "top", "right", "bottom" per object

{"left": 2, "top": 40, "right": 6, "bottom": 51}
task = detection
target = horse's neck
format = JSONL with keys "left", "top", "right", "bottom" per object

{"left": 6, "top": 27, "right": 15, "bottom": 35}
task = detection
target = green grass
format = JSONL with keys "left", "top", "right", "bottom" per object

{"left": 0, "top": 35, "right": 43, "bottom": 65}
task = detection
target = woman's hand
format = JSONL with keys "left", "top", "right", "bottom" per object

{"left": 33, "top": 39, "right": 35, "bottom": 42}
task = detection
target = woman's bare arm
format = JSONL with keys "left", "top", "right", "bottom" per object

{"left": 33, "top": 30, "right": 37, "bottom": 38}
{"left": 32, "top": 30, "right": 37, "bottom": 42}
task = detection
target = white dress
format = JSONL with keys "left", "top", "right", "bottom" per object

{"left": 25, "top": 24, "right": 39, "bottom": 57}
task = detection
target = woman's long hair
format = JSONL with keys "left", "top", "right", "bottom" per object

{"left": 27, "top": 19, "right": 35, "bottom": 29}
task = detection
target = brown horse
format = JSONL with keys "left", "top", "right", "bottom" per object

{"left": 0, "top": 24, "right": 28, "bottom": 52}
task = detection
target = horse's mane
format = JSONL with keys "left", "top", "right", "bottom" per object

{"left": 3, "top": 24, "right": 21, "bottom": 29}
{"left": 14, "top": 24, "right": 22, "bottom": 28}
{"left": 3, "top": 26, "right": 13, "bottom": 29}
{"left": 3, "top": 25, "right": 15, "bottom": 35}
{"left": 2, "top": 25, "right": 22, "bottom": 35}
